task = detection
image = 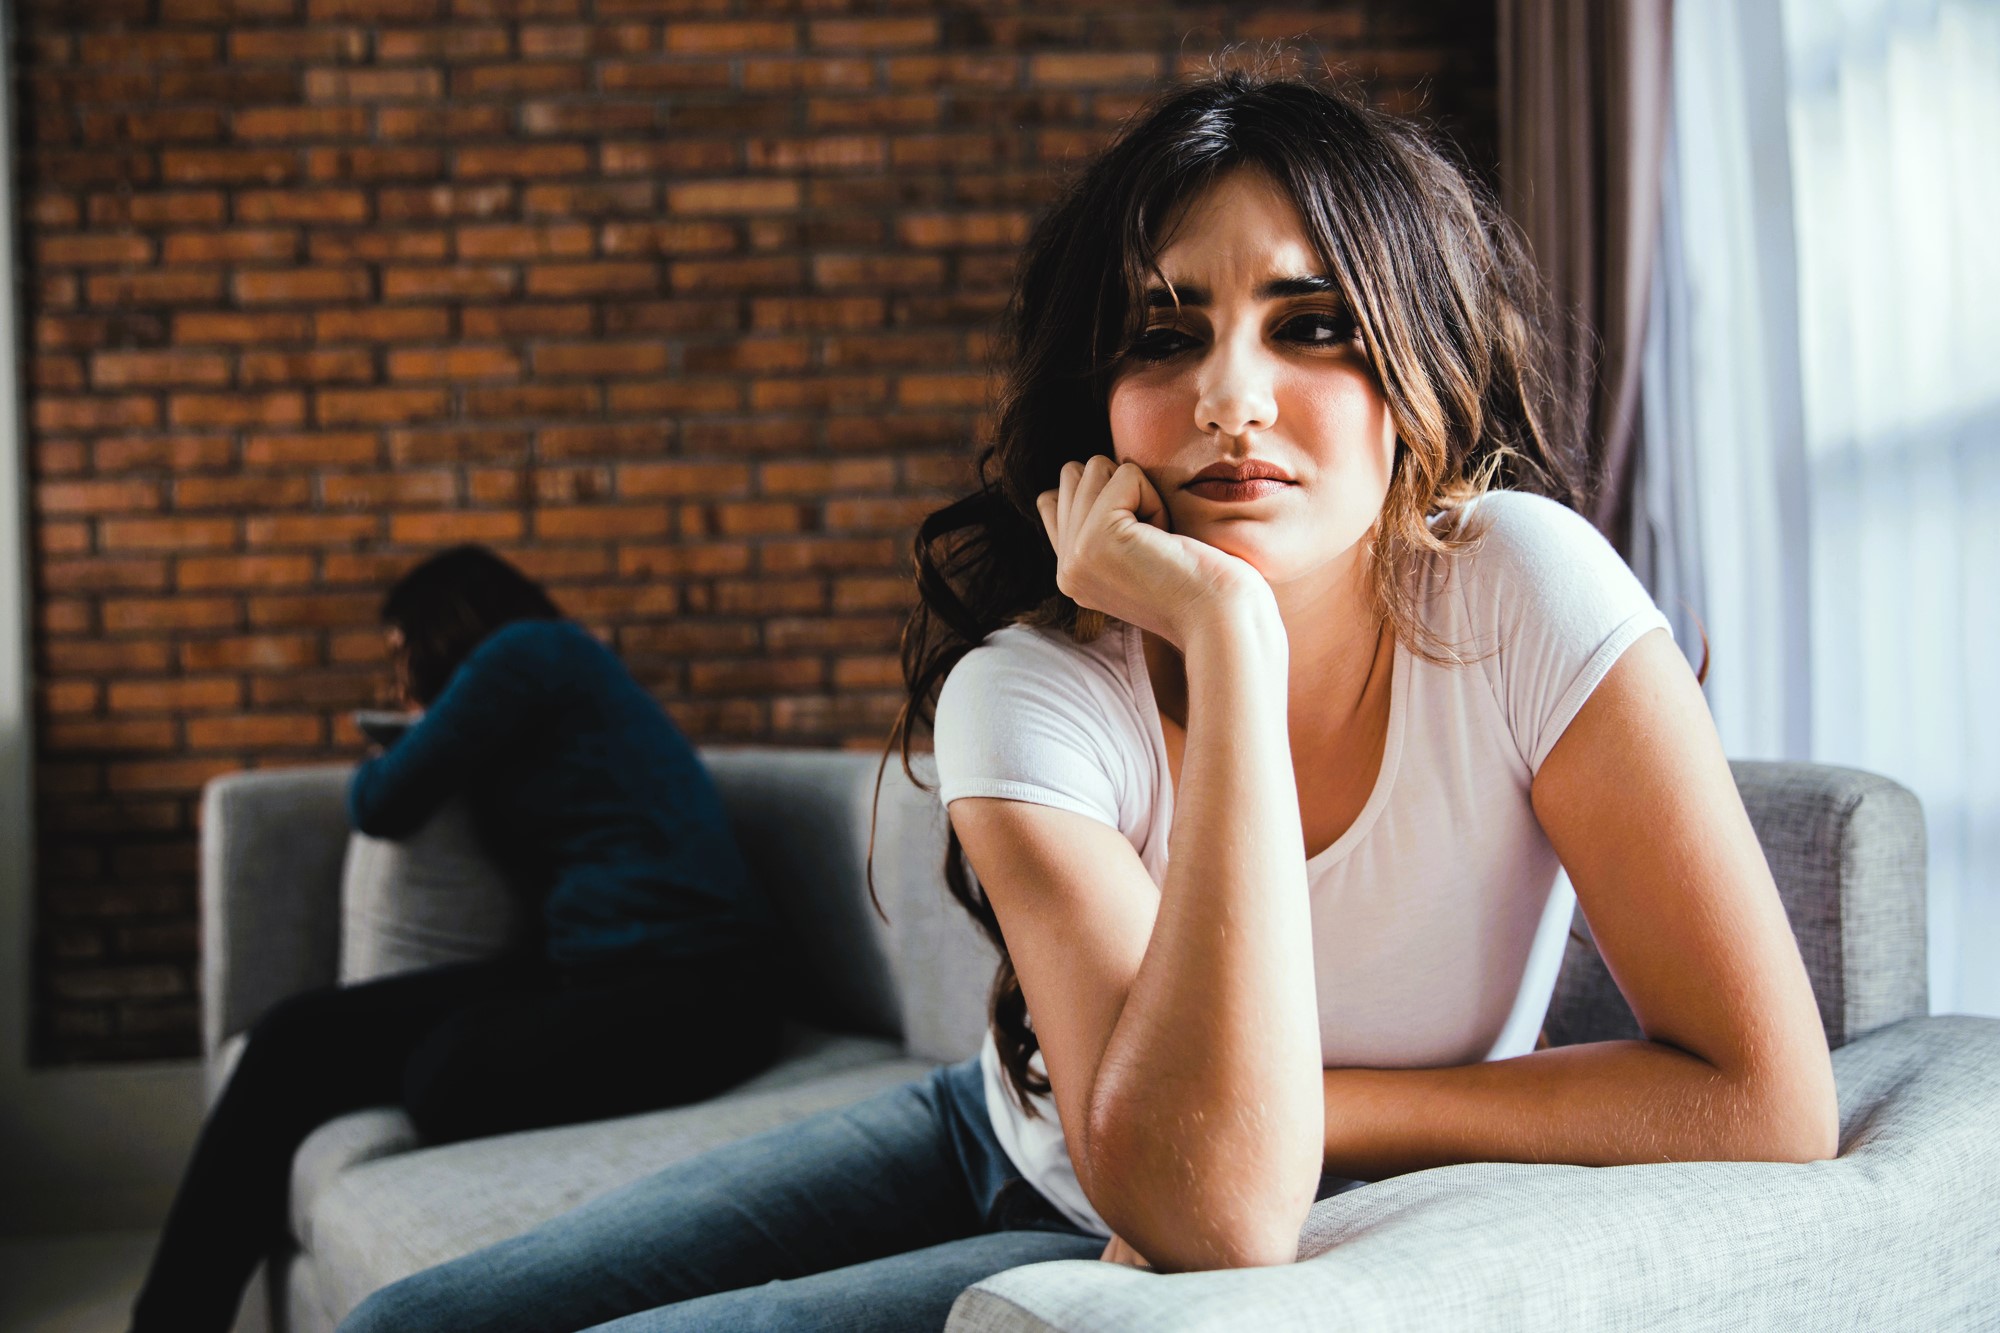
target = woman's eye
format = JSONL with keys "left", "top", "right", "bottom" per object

{"left": 1279, "top": 312, "right": 1358, "bottom": 346}
{"left": 1126, "top": 327, "right": 1198, "bottom": 361}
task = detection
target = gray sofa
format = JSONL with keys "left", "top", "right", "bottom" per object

{"left": 202, "top": 749, "right": 2000, "bottom": 1332}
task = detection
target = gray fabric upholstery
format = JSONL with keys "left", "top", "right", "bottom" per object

{"left": 338, "top": 795, "right": 518, "bottom": 983}
{"left": 1545, "top": 760, "right": 1929, "bottom": 1051}
{"left": 198, "top": 752, "right": 1980, "bottom": 1333}
{"left": 202, "top": 764, "right": 355, "bottom": 1098}
{"left": 703, "top": 747, "right": 905, "bottom": 1039}
{"left": 309, "top": 1042, "right": 927, "bottom": 1324}
{"left": 951, "top": 1015, "right": 2000, "bottom": 1333}
{"left": 868, "top": 752, "right": 999, "bottom": 1063}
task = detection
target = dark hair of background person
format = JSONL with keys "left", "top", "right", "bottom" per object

{"left": 873, "top": 65, "right": 1591, "bottom": 1113}
{"left": 381, "top": 545, "right": 563, "bottom": 706}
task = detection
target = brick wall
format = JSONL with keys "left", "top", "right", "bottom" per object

{"left": 16, "top": 0, "right": 1497, "bottom": 1063}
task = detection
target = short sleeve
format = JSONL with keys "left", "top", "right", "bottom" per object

{"left": 932, "top": 626, "right": 1136, "bottom": 832}
{"left": 1458, "top": 492, "right": 1674, "bottom": 774}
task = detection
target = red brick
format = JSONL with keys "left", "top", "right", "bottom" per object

{"left": 526, "top": 261, "right": 659, "bottom": 298}
{"left": 760, "top": 459, "right": 896, "bottom": 495}
{"left": 759, "top": 536, "right": 898, "bottom": 573}
{"left": 241, "top": 432, "right": 379, "bottom": 468}
{"left": 456, "top": 222, "right": 594, "bottom": 260}
{"left": 186, "top": 714, "right": 324, "bottom": 749}
{"left": 387, "top": 345, "right": 523, "bottom": 380}
{"left": 36, "top": 233, "right": 155, "bottom": 266}
{"left": 617, "top": 461, "right": 749, "bottom": 498}
{"left": 104, "top": 757, "right": 242, "bottom": 795}
{"left": 174, "top": 475, "right": 312, "bottom": 509}
{"left": 741, "top": 57, "right": 873, "bottom": 92}
{"left": 42, "top": 718, "right": 180, "bottom": 751}
{"left": 100, "top": 516, "right": 239, "bottom": 552}
{"left": 239, "top": 349, "right": 377, "bottom": 386}
{"left": 90, "top": 350, "right": 232, "bottom": 390}
{"left": 175, "top": 554, "right": 316, "bottom": 589}
{"left": 174, "top": 311, "right": 310, "bottom": 344}
{"left": 234, "top": 266, "right": 372, "bottom": 304}
{"left": 244, "top": 513, "right": 379, "bottom": 546}
{"left": 232, "top": 106, "right": 370, "bottom": 141}
{"left": 315, "top": 387, "right": 449, "bottom": 426}
{"left": 662, "top": 21, "right": 795, "bottom": 55}
{"left": 747, "top": 296, "right": 883, "bottom": 330}
{"left": 100, "top": 598, "right": 238, "bottom": 632}
{"left": 245, "top": 592, "right": 379, "bottom": 628}
{"left": 456, "top": 144, "right": 590, "bottom": 179}
{"left": 687, "top": 657, "right": 823, "bottom": 694}
{"left": 106, "top": 676, "right": 241, "bottom": 712}
{"left": 179, "top": 634, "right": 319, "bottom": 671}
{"left": 36, "top": 478, "right": 163, "bottom": 516}
{"left": 617, "top": 543, "right": 752, "bottom": 577}
{"left": 534, "top": 504, "right": 671, "bottom": 540}
{"left": 667, "top": 179, "right": 800, "bottom": 215}
{"left": 808, "top": 18, "right": 938, "bottom": 50}
{"left": 321, "top": 471, "right": 456, "bottom": 507}
{"left": 39, "top": 558, "right": 170, "bottom": 594}
{"left": 533, "top": 341, "right": 668, "bottom": 377}
{"left": 317, "top": 307, "right": 451, "bottom": 341}
{"left": 387, "top": 511, "right": 524, "bottom": 544}
{"left": 235, "top": 188, "right": 371, "bottom": 225}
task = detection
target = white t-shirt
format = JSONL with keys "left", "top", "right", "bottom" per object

{"left": 932, "top": 491, "right": 1673, "bottom": 1237}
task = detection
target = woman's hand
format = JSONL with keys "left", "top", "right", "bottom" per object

{"left": 1100, "top": 1234, "right": 1152, "bottom": 1269}
{"left": 1036, "top": 455, "right": 1272, "bottom": 650}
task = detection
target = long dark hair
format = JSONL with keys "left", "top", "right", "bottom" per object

{"left": 881, "top": 69, "right": 1588, "bottom": 1110}
{"left": 382, "top": 545, "right": 562, "bottom": 705}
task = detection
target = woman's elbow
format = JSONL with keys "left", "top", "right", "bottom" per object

{"left": 1080, "top": 1136, "right": 1315, "bottom": 1272}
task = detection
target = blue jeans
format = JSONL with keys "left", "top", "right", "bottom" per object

{"left": 339, "top": 1057, "right": 1105, "bottom": 1333}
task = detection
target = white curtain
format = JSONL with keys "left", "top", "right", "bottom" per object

{"left": 1642, "top": 0, "right": 2000, "bottom": 1015}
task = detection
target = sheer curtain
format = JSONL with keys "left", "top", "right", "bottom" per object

{"left": 1642, "top": 0, "right": 2000, "bottom": 1015}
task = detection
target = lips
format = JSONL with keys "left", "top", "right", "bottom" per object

{"left": 1184, "top": 459, "right": 1296, "bottom": 502}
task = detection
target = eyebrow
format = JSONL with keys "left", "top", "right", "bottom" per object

{"left": 1143, "top": 275, "right": 1339, "bottom": 308}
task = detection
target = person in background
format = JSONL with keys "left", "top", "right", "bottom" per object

{"left": 129, "top": 544, "right": 782, "bottom": 1333}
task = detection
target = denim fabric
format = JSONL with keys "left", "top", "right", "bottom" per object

{"left": 339, "top": 1058, "right": 1104, "bottom": 1333}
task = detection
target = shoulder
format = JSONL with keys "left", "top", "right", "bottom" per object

{"left": 1432, "top": 490, "right": 1645, "bottom": 622}
{"left": 458, "top": 618, "right": 610, "bottom": 689}
{"left": 939, "top": 621, "right": 1133, "bottom": 718}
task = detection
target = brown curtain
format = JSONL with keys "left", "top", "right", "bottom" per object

{"left": 1498, "top": 0, "right": 1674, "bottom": 549}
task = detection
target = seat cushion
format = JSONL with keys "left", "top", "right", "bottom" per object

{"left": 297, "top": 1028, "right": 933, "bottom": 1323}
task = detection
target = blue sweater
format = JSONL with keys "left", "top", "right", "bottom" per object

{"left": 348, "top": 619, "right": 774, "bottom": 965}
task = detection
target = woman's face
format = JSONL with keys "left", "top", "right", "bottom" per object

{"left": 1106, "top": 167, "right": 1397, "bottom": 595}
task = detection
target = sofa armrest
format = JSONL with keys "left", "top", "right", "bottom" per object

{"left": 951, "top": 1015, "right": 2000, "bottom": 1332}
{"left": 201, "top": 764, "right": 356, "bottom": 1071}
{"left": 1547, "top": 759, "right": 1929, "bottom": 1051}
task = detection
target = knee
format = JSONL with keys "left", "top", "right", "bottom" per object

{"left": 235, "top": 986, "right": 342, "bottom": 1078}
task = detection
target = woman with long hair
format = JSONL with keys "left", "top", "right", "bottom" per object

{"left": 339, "top": 69, "right": 1834, "bottom": 1331}
{"left": 131, "top": 545, "right": 782, "bottom": 1333}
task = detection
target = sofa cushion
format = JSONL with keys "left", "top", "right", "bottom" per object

{"left": 338, "top": 795, "right": 518, "bottom": 984}
{"left": 300, "top": 1029, "right": 933, "bottom": 1323}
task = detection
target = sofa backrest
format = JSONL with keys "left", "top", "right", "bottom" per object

{"left": 700, "top": 746, "right": 994, "bottom": 1062}
{"left": 1544, "top": 759, "right": 1930, "bottom": 1051}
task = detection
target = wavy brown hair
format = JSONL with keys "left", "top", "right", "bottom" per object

{"left": 877, "top": 69, "right": 1589, "bottom": 1111}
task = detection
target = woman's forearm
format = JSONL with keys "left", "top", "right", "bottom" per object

{"left": 1321, "top": 1037, "right": 1838, "bottom": 1180}
{"left": 1081, "top": 597, "right": 1324, "bottom": 1269}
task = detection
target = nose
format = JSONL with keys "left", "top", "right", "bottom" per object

{"left": 1193, "top": 334, "right": 1278, "bottom": 438}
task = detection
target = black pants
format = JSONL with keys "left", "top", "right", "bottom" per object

{"left": 130, "top": 951, "right": 784, "bottom": 1333}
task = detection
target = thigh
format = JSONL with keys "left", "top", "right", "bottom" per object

{"left": 340, "top": 1070, "right": 983, "bottom": 1333}
{"left": 400, "top": 956, "right": 782, "bottom": 1142}
{"left": 231, "top": 956, "right": 540, "bottom": 1114}
{"left": 585, "top": 1230, "right": 1107, "bottom": 1333}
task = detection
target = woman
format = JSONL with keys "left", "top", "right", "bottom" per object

{"left": 131, "top": 545, "right": 782, "bottom": 1333}
{"left": 340, "top": 71, "right": 1835, "bottom": 1331}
